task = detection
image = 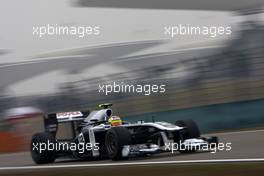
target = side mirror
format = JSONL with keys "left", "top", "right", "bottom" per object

{"left": 90, "top": 119, "right": 99, "bottom": 122}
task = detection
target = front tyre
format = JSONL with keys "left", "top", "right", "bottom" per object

{"left": 175, "top": 119, "right": 201, "bottom": 153}
{"left": 30, "top": 132, "right": 56, "bottom": 164}
{"left": 105, "top": 127, "right": 132, "bottom": 160}
{"left": 175, "top": 119, "right": 200, "bottom": 139}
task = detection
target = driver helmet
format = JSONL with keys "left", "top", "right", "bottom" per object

{"left": 108, "top": 116, "right": 122, "bottom": 126}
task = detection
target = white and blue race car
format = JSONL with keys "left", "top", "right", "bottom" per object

{"left": 30, "top": 103, "right": 218, "bottom": 164}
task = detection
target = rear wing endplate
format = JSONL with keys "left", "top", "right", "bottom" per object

{"left": 44, "top": 110, "right": 89, "bottom": 135}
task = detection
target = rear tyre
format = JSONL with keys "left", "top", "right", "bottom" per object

{"left": 105, "top": 127, "right": 132, "bottom": 160}
{"left": 30, "top": 132, "right": 56, "bottom": 164}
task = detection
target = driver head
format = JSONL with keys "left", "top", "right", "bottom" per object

{"left": 108, "top": 116, "right": 122, "bottom": 126}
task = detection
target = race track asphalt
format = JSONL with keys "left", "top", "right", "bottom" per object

{"left": 0, "top": 129, "right": 264, "bottom": 168}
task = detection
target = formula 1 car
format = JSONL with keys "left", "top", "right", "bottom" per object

{"left": 30, "top": 103, "right": 218, "bottom": 164}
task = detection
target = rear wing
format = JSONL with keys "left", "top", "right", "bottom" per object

{"left": 44, "top": 110, "right": 90, "bottom": 136}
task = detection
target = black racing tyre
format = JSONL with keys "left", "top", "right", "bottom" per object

{"left": 175, "top": 119, "right": 200, "bottom": 139}
{"left": 105, "top": 126, "right": 132, "bottom": 160}
{"left": 175, "top": 119, "right": 200, "bottom": 153}
{"left": 30, "top": 132, "right": 56, "bottom": 164}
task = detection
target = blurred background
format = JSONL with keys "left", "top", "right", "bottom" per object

{"left": 0, "top": 0, "right": 264, "bottom": 153}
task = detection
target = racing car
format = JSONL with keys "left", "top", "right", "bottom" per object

{"left": 30, "top": 103, "right": 218, "bottom": 164}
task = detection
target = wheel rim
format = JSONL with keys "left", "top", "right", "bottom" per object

{"left": 106, "top": 133, "right": 117, "bottom": 154}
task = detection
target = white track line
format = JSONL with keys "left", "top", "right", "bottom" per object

{"left": 0, "top": 158, "right": 264, "bottom": 171}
